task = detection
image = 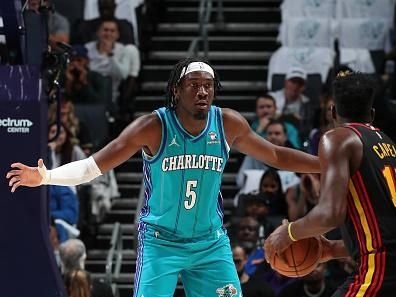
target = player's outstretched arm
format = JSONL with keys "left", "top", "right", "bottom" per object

{"left": 222, "top": 108, "right": 320, "bottom": 173}
{"left": 6, "top": 113, "right": 161, "bottom": 192}
{"left": 264, "top": 128, "right": 362, "bottom": 262}
{"left": 286, "top": 128, "right": 362, "bottom": 240}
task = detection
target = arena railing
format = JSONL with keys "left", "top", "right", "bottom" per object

{"left": 105, "top": 222, "right": 123, "bottom": 285}
{"left": 187, "top": 0, "right": 225, "bottom": 59}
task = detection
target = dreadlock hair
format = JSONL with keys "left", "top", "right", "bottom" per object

{"left": 165, "top": 57, "right": 221, "bottom": 110}
{"left": 332, "top": 71, "right": 377, "bottom": 121}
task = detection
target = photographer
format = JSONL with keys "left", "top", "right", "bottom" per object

{"left": 64, "top": 45, "right": 109, "bottom": 104}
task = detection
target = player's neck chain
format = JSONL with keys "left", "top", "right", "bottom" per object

{"left": 303, "top": 283, "right": 325, "bottom": 297}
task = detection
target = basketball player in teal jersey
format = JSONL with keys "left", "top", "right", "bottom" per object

{"left": 7, "top": 57, "right": 319, "bottom": 297}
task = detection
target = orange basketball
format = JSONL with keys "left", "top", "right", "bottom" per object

{"left": 271, "top": 237, "right": 322, "bottom": 278}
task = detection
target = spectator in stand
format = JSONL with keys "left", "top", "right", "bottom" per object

{"left": 48, "top": 122, "right": 86, "bottom": 169}
{"left": 49, "top": 220, "right": 61, "bottom": 267}
{"left": 236, "top": 120, "right": 300, "bottom": 220}
{"left": 48, "top": 99, "right": 93, "bottom": 154}
{"left": 251, "top": 94, "right": 300, "bottom": 149}
{"left": 235, "top": 216, "right": 296, "bottom": 296}
{"left": 59, "top": 100, "right": 81, "bottom": 140}
{"left": 60, "top": 239, "right": 114, "bottom": 297}
{"left": 233, "top": 245, "right": 248, "bottom": 281}
{"left": 47, "top": 123, "right": 85, "bottom": 242}
{"left": 27, "top": 0, "right": 70, "bottom": 44}
{"left": 48, "top": 120, "right": 92, "bottom": 244}
{"left": 278, "top": 263, "right": 336, "bottom": 297}
{"left": 59, "top": 239, "right": 87, "bottom": 274}
{"left": 241, "top": 193, "right": 275, "bottom": 240}
{"left": 269, "top": 67, "right": 314, "bottom": 139}
{"left": 64, "top": 45, "right": 109, "bottom": 105}
{"left": 85, "top": 19, "right": 140, "bottom": 117}
{"left": 232, "top": 245, "right": 275, "bottom": 297}
{"left": 236, "top": 119, "right": 296, "bottom": 188}
{"left": 50, "top": 185, "right": 79, "bottom": 243}
{"left": 235, "top": 216, "right": 268, "bottom": 282}
{"left": 308, "top": 94, "right": 334, "bottom": 155}
{"left": 237, "top": 168, "right": 300, "bottom": 230}
{"left": 235, "top": 216, "right": 260, "bottom": 257}
{"left": 266, "top": 119, "right": 295, "bottom": 149}
{"left": 64, "top": 269, "right": 92, "bottom": 297}
{"left": 72, "top": 0, "right": 134, "bottom": 45}
{"left": 258, "top": 169, "right": 289, "bottom": 218}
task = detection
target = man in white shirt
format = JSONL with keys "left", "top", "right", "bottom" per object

{"left": 85, "top": 19, "right": 140, "bottom": 114}
{"left": 269, "top": 67, "right": 313, "bottom": 139}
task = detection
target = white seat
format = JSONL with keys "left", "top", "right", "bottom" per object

{"left": 281, "top": 0, "right": 337, "bottom": 19}
{"left": 267, "top": 46, "right": 334, "bottom": 89}
{"left": 338, "top": 18, "right": 390, "bottom": 50}
{"left": 336, "top": 0, "right": 395, "bottom": 20}
{"left": 279, "top": 17, "right": 336, "bottom": 48}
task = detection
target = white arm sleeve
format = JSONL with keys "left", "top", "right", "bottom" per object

{"left": 39, "top": 156, "right": 102, "bottom": 186}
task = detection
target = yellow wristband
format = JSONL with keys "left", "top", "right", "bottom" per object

{"left": 288, "top": 222, "right": 298, "bottom": 242}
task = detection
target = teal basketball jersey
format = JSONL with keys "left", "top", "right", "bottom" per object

{"left": 139, "top": 106, "right": 229, "bottom": 238}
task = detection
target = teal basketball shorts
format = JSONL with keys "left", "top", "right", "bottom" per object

{"left": 133, "top": 223, "right": 242, "bottom": 297}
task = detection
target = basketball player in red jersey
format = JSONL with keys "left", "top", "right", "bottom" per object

{"left": 265, "top": 71, "right": 396, "bottom": 297}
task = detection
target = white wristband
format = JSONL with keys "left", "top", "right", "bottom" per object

{"left": 39, "top": 156, "right": 102, "bottom": 186}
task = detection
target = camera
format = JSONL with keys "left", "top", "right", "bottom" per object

{"left": 42, "top": 51, "right": 69, "bottom": 70}
{"left": 240, "top": 192, "right": 271, "bottom": 207}
{"left": 42, "top": 43, "right": 72, "bottom": 100}
{"left": 42, "top": 44, "right": 71, "bottom": 71}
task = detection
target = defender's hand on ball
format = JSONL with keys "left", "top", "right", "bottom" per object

{"left": 264, "top": 219, "right": 293, "bottom": 267}
{"left": 6, "top": 159, "right": 45, "bottom": 193}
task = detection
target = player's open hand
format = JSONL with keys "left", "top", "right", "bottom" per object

{"left": 264, "top": 219, "right": 293, "bottom": 266}
{"left": 6, "top": 159, "right": 46, "bottom": 193}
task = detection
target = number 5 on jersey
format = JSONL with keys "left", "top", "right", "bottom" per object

{"left": 185, "top": 180, "right": 198, "bottom": 210}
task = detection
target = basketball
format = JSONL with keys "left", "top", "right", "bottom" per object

{"left": 271, "top": 237, "right": 322, "bottom": 278}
